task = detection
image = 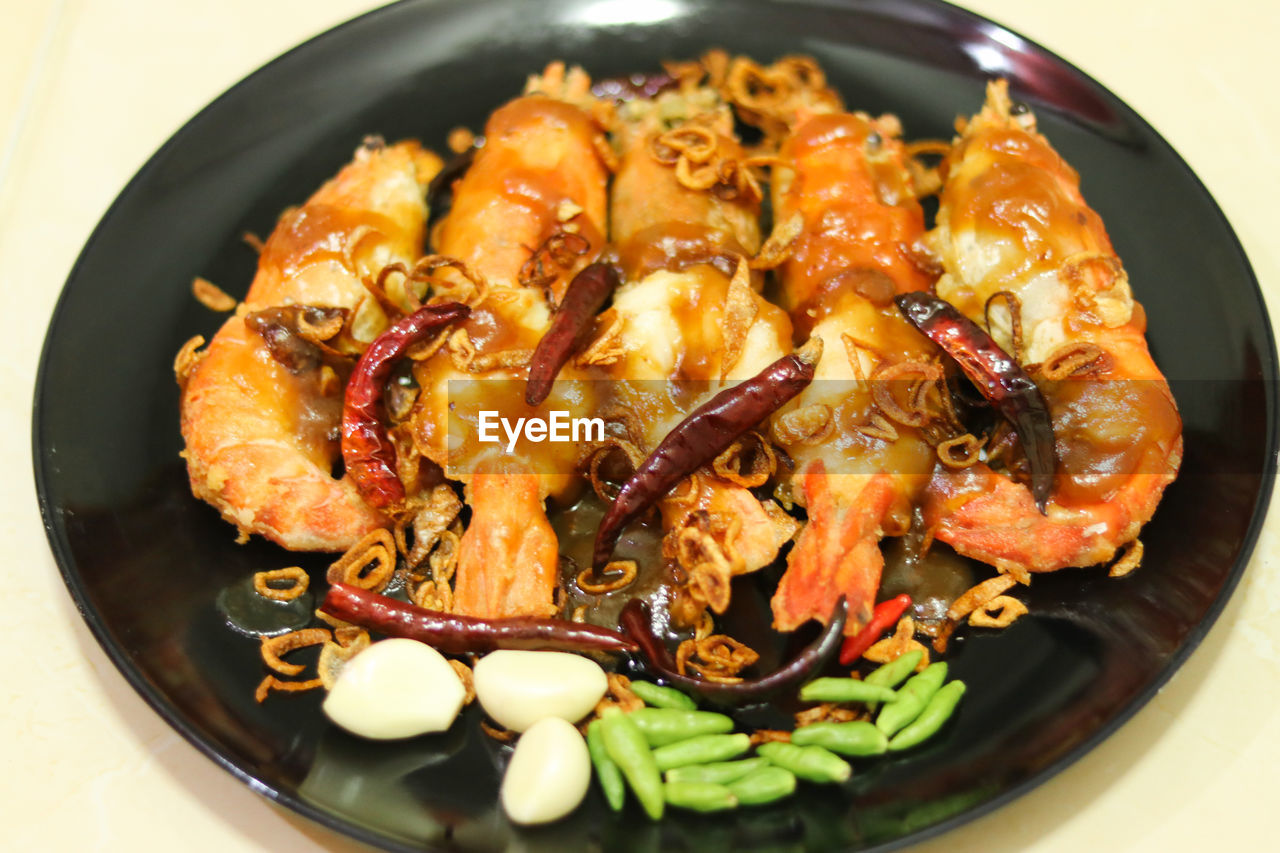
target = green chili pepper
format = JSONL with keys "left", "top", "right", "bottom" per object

{"left": 600, "top": 707, "right": 664, "bottom": 820}
{"left": 652, "top": 733, "right": 751, "bottom": 771}
{"left": 756, "top": 742, "right": 851, "bottom": 784}
{"left": 876, "top": 662, "right": 947, "bottom": 737}
{"left": 627, "top": 708, "right": 734, "bottom": 746}
{"left": 664, "top": 757, "right": 771, "bottom": 785}
{"left": 586, "top": 719, "right": 626, "bottom": 812}
{"left": 888, "top": 680, "right": 966, "bottom": 751}
{"left": 863, "top": 649, "right": 924, "bottom": 691}
{"left": 726, "top": 766, "right": 796, "bottom": 806}
{"left": 789, "top": 720, "right": 888, "bottom": 756}
{"left": 663, "top": 781, "right": 738, "bottom": 812}
{"left": 798, "top": 678, "right": 899, "bottom": 704}
{"left": 629, "top": 680, "right": 698, "bottom": 711}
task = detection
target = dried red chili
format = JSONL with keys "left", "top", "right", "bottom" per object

{"left": 320, "top": 583, "right": 638, "bottom": 655}
{"left": 619, "top": 597, "right": 847, "bottom": 707}
{"left": 526, "top": 262, "right": 619, "bottom": 406}
{"left": 341, "top": 303, "right": 469, "bottom": 511}
{"left": 592, "top": 344, "right": 820, "bottom": 572}
{"left": 838, "top": 594, "right": 912, "bottom": 665}
{"left": 895, "top": 292, "right": 1056, "bottom": 512}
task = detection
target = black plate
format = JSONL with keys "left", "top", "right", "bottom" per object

{"left": 33, "top": 0, "right": 1275, "bottom": 850}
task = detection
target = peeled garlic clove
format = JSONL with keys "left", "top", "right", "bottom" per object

{"left": 323, "top": 638, "right": 465, "bottom": 739}
{"left": 501, "top": 716, "right": 591, "bottom": 825}
{"left": 473, "top": 650, "right": 607, "bottom": 732}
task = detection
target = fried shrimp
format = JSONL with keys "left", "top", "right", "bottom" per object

{"left": 601, "top": 86, "right": 798, "bottom": 623}
{"left": 408, "top": 65, "right": 610, "bottom": 618}
{"left": 768, "top": 109, "right": 941, "bottom": 633}
{"left": 179, "top": 140, "right": 442, "bottom": 551}
{"left": 922, "top": 80, "right": 1182, "bottom": 574}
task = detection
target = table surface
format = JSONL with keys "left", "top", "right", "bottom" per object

{"left": 5, "top": 0, "right": 1278, "bottom": 849}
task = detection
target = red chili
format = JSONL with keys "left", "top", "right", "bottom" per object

{"left": 592, "top": 343, "right": 820, "bottom": 572}
{"left": 895, "top": 292, "right": 1057, "bottom": 513}
{"left": 619, "top": 597, "right": 847, "bottom": 707}
{"left": 838, "top": 594, "right": 913, "bottom": 665}
{"left": 341, "top": 302, "right": 469, "bottom": 511}
{"left": 320, "top": 583, "right": 639, "bottom": 654}
{"left": 525, "top": 262, "right": 619, "bottom": 406}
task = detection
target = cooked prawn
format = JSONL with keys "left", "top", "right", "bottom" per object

{"left": 768, "top": 109, "right": 941, "bottom": 632}
{"left": 600, "top": 88, "right": 798, "bottom": 623}
{"left": 179, "top": 139, "right": 441, "bottom": 551}
{"left": 408, "top": 65, "right": 609, "bottom": 617}
{"left": 923, "top": 80, "right": 1182, "bottom": 574}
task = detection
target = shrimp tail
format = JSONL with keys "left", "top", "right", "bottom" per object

{"left": 771, "top": 465, "right": 895, "bottom": 634}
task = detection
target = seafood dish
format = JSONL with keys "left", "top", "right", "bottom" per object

{"left": 173, "top": 52, "right": 1182, "bottom": 824}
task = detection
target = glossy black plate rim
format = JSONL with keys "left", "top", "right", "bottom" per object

{"left": 32, "top": 0, "right": 1277, "bottom": 850}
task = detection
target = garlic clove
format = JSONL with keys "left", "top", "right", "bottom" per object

{"left": 322, "top": 638, "right": 465, "bottom": 739}
{"left": 473, "top": 650, "right": 607, "bottom": 732}
{"left": 501, "top": 716, "right": 591, "bottom": 825}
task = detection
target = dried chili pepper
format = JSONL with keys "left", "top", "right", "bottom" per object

{"left": 618, "top": 597, "right": 847, "bottom": 707}
{"left": 895, "top": 292, "right": 1056, "bottom": 512}
{"left": 590, "top": 72, "right": 677, "bottom": 103}
{"left": 838, "top": 594, "right": 912, "bottom": 665}
{"left": 592, "top": 343, "right": 820, "bottom": 572}
{"left": 525, "top": 262, "right": 619, "bottom": 406}
{"left": 341, "top": 302, "right": 469, "bottom": 511}
{"left": 320, "top": 583, "right": 639, "bottom": 654}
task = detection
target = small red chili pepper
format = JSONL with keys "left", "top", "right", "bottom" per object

{"left": 592, "top": 341, "right": 821, "bottom": 573}
{"left": 525, "top": 262, "right": 619, "bottom": 406}
{"left": 839, "top": 594, "right": 913, "bottom": 665}
{"left": 320, "top": 583, "right": 639, "bottom": 655}
{"left": 620, "top": 597, "right": 847, "bottom": 707}
{"left": 895, "top": 291, "right": 1057, "bottom": 513}
{"left": 341, "top": 302, "right": 469, "bottom": 511}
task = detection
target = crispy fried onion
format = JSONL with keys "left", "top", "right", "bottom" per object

{"left": 380, "top": 254, "right": 489, "bottom": 310}
{"left": 259, "top": 628, "right": 330, "bottom": 677}
{"left": 904, "top": 139, "right": 951, "bottom": 198}
{"left": 518, "top": 229, "right": 592, "bottom": 297}
{"left": 772, "top": 403, "right": 835, "bottom": 446}
{"left": 1109, "top": 538, "right": 1143, "bottom": 578}
{"left": 712, "top": 431, "right": 777, "bottom": 488}
{"left": 650, "top": 119, "right": 764, "bottom": 202}
{"left": 969, "top": 595, "right": 1027, "bottom": 629}
{"left": 720, "top": 256, "right": 758, "bottom": 379}
{"left": 751, "top": 212, "right": 804, "bottom": 270}
{"left": 255, "top": 675, "right": 324, "bottom": 703}
{"left": 409, "top": 521, "right": 462, "bottom": 612}
{"left": 946, "top": 574, "right": 1018, "bottom": 624}
{"left": 937, "top": 433, "right": 985, "bottom": 469}
{"left": 575, "top": 311, "right": 626, "bottom": 367}
{"left": 871, "top": 360, "right": 945, "bottom": 429}
{"left": 1039, "top": 341, "right": 1113, "bottom": 380}
{"left": 317, "top": 627, "right": 372, "bottom": 689}
{"left": 594, "top": 672, "right": 645, "bottom": 716}
{"left": 863, "top": 616, "right": 931, "bottom": 670}
{"left": 444, "top": 327, "right": 533, "bottom": 373}
{"left": 244, "top": 305, "right": 350, "bottom": 373}
{"left": 720, "top": 55, "right": 840, "bottom": 139}
{"left": 576, "top": 559, "right": 638, "bottom": 594}
{"left": 676, "top": 632, "right": 760, "bottom": 683}
{"left": 173, "top": 335, "right": 207, "bottom": 385}
{"left": 669, "top": 510, "right": 746, "bottom": 616}
{"left": 326, "top": 527, "right": 397, "bottom": 592}
{"left": 984, "top": 290, "right": 1025, "bottom": 364}
{"left": 448, "top": 658, "right": 476, "bottom": 705}
{"left": 192, "top": 276, "right": 236, "bottom": 312}
{"left": 582, "top": 436, "right": 645, "bottom": 501}
{"left": 394, "top": 484, "right": 463, "bottom": 570}
{"left": 795, "top": 702, "right": 864, "bottom": 728}
{"left": 750, "top": 729, "right": 793, "bottom": 745}
{"left": 252, "top": 567, "right": 310, "bottom": 602}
